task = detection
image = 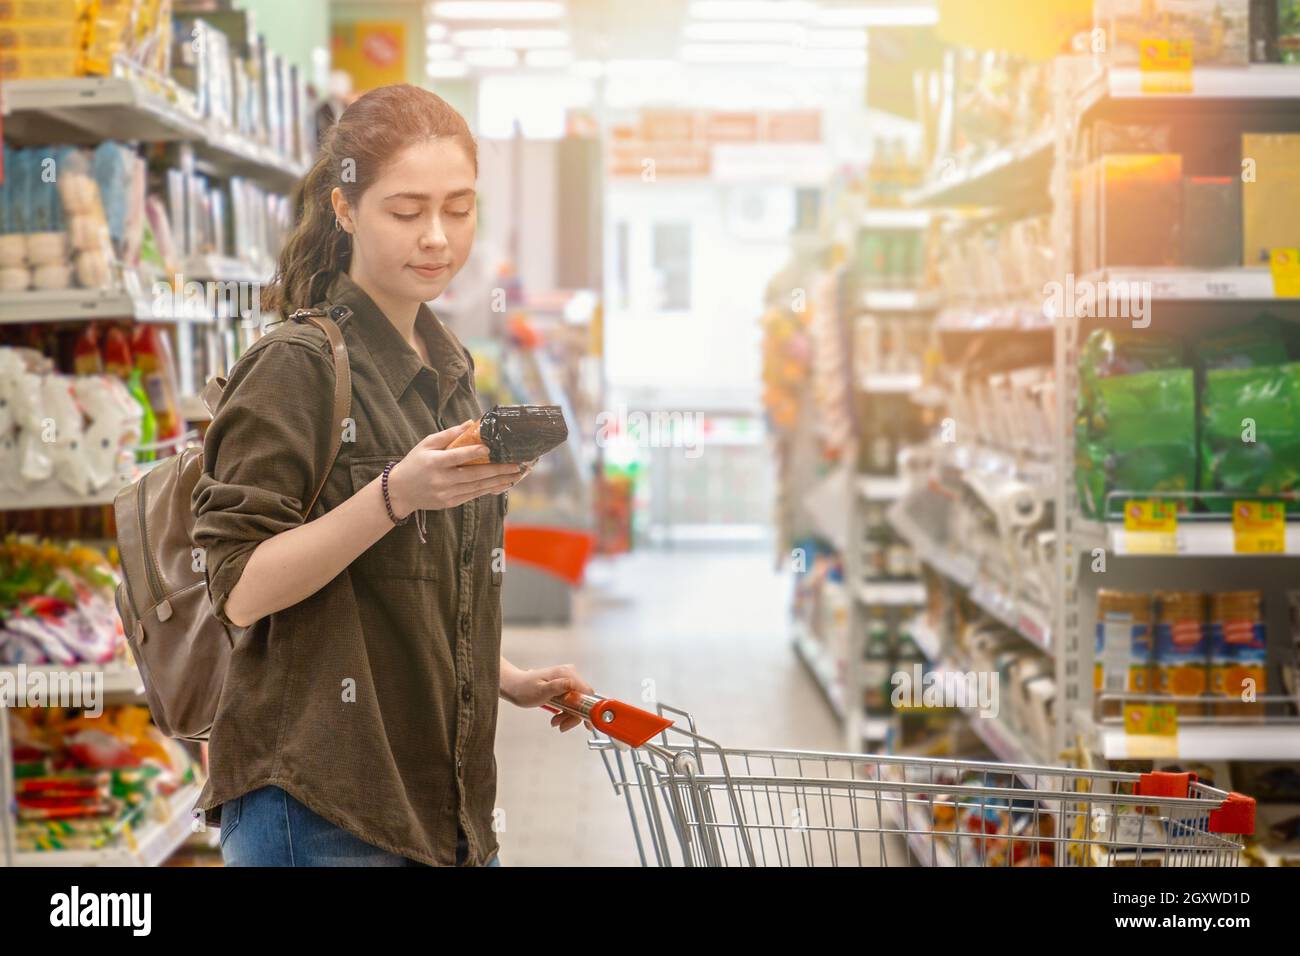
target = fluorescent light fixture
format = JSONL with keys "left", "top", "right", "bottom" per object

{"left": 813, "top": 5, "right": 938, "bottom": 27}
{"left": 790, "top": 47, "right": 866, "bottom": 68}
{"left": 690, "top": 1, "right": 815, "bottom": 20}
{"left": 426, "top": 59, "right": 470, "bottom": 78}
{"left": 427, "top": 43, "right": 457, "bottom": 59}
{"left": 570, "top": 59, "right": 605, "bottom": 77}
{"left": 431, "top": 1, "right": 564, "bottom": 20}
{"left": 802, "top": 27, "right": 867, "bottom": 48}
{"left": 681, "top": 43, "right": 793, "bottom": 63}
{"left": 426, "top": 22, "right": 449, "bottom": 40}
{"left": 525, "top": 48, "right": 575, "bottom": 67}
{"left": 684, "top": 21, "right": 805, "bottom": 42}
{"left": 463, "top": 47, "right": 520, "bottom": 67}
{"left": 452, "top": 28, "right": 568, "bottom": 48}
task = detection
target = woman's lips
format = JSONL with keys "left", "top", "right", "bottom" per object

{"left": 408, "top": 263, "right": 449, "bottom": 278}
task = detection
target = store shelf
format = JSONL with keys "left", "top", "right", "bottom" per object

{"left": 904, "top": 127, "right": 1054, "bottom": 209}
{"left": 858, "top": 372, "right": 923, "bottom": 394}
{"left": 936, "top": 303, "right": 1053, "bottom": 333}
{"left": 0, "top": 287, "right": 215, "bottom": 324}
{"left": 0, "top": 477, "right": 132, "bottom": 511}
{"left": 13, "top": 780, "right": 202, "bottom": 867}
{"left": 858, "top": 475, "right": 907, "bottom": 501}
{"left": 1081, "top": 268, "right": 1288, "bottom": 303}
{"left": 1080, "top": 64, "right": 1300, "bottom": 116}
{"left": 878, "top": 792, "right": 956, "bottom": 867}
{"left": 1100, "top": 723, "right": 1300, "bottom": 762}
{"left": 858, "top": 581, "right": 926, "bottom": 606}
{"left": 889, "top": 502, "right": 1052, "bottom": 654}
{"left": 862, "top": 289, "right": 942, "bottom": 313}
{"left": 1, "top": 74, "right": 307, "bottom": 188}
{"left": 1076, "top": 517, "right": 1300, "bottom": 557}
{"left": 965, "top": 708, "right": 1046, "bottom": 771}
{"left": 792, "top": 622, "right": 846, "bottom": 722}
{"left": 0, "top": 661, "right": 144, "bottom": 698}
{"left": 182, "top": 255, "right": 274, "bottom": 284}
{"left": 907, "top": 616, "right": 942, "bottom": 661}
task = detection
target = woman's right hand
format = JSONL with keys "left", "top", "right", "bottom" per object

{"left": 386, "top": 421, "right": 522, "bottom": 518}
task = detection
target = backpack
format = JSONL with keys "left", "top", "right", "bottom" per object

{"left": 112, "top": 306, "right": 353, "bottom": 740}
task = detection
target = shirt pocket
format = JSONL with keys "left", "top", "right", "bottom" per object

{"left": 349, "top": 454, "right": 441, "bottom": 582}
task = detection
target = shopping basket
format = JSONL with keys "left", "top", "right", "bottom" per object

{"left": 545, "top": 692, "right": 1256, "bottom": 867}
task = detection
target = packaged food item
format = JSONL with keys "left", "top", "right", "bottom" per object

{"left": 1077, "top": 154, "right": 1183, "bottom": 272}
{"left": 1181, "top": 177, "right": 1241, "bottom": 268}
{"left": 449, "top": 404, "right": 568, "bottom": 465}
{"left": 1194, "top": 313, "right": 1290, "bottom": 372}
{"left": 1097, "top": 0, "right": 1250, "bottom": 66}
{"left": 1208, "top": 590, "right": 1267, "bottom": 716}
{"left": 1241, "top": 133, "right": 1300, "bottom": 266}
{"left": 1282, "top": 0, "right": 1300, "bottom": 62}
{"left": 1154, "top": 591, "right": 1209, "bottom": 716}
{"left": 1200, "top": 362, "right": 1300, "bottom": 511}
{"left": 1096, "top": 590, "right": 1154, "bottom": 713}
{"left": 131, "top": 325, "right": 181, "bottom": 446}
{"left": 1076, "top": 368, "right": 1196, "bottom": 519}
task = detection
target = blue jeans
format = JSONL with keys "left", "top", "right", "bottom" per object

{"left": 219, "top": 784, "right": 501, "bottom": 867}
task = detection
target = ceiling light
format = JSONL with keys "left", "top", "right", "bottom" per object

{"left": 525, "top": 49, "right": 575, "bottom": 67}
{"left": 690, "top": 1, "right": 816, "bottom": 20}
{"left": 431, "top": 1, "right": 564, "bottom": 20}
{"left": 451, "top": 28, "right": 568, "bottom": 48}
{"left": 813, "top": 5, "right": 938, "bottom": 27}
{"left": 426, "top": 59, "right": 470, "bottom": 77}
{"left": 684, "top": 21, "right": 806, "bottom": 42}
{"left": 680, "top": 43, "right": 793, "bottom": 63}
{"left": 463, "top": 47, "right": 520, "bottom": 67}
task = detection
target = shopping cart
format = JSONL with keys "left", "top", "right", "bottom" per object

{"left": 545, "top": 692, "right": 1256, "bottom": 867}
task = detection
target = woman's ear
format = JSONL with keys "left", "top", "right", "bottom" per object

{"left": 330, "top": 187, "right": 353, "bottom": 233}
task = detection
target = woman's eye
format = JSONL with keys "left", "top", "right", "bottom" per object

{"left": 393, "top": 211, "right": 420, "bottom": 221}
{"left": 448, "top": 209, "right": 473, "bottom": 219}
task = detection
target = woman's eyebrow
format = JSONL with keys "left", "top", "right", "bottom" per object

{"left": 382, "top": 189, "right": 477, "bottom": 202}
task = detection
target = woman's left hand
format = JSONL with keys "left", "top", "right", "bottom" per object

{"left": 504, "top": 663, "right": 595, "bottom": 732}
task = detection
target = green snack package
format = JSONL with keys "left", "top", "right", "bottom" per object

{"left": 1201, "top": 362, "right": 1300, "bottom": 512}
{"left": 126, "top": 367, "right": 157, "bottom": 464}
{"left": 1194, "top": 314, "right": 1290, "bottom": 372}
{"left": 1078, "top": 329, "right": 1184, "bottom": 427}
{"left": 1077, "top": 368, "right": 1196, "bottom": 519}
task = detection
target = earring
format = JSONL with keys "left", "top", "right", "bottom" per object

{"left": 334, "top": 217, "right": 343, "bottom": 231}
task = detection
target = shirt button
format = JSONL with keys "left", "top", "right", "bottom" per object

{"left": 461, "top": 684, "right": 471, "bottom": 702}
{"left": 461, "top": 545, "right": 472, "bottom": 566}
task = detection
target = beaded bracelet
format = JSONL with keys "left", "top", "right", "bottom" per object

{"left": 382, "top": 461, "right": 428, "bottom": 543}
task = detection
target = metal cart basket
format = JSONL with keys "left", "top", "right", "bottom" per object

{"left": 547, "top": 693, "right": 1256, "bottom": 868}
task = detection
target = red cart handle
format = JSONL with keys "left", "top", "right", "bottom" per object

{"left": 542, "top": 692, "right": 674, "bottom": 747}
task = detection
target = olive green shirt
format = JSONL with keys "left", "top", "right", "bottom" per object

{"left": 191, "top": 270, "right": 505, "bottom": 866}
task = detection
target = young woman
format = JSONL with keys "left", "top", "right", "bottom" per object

{"left": 190, "top": 84, "right": 594, "bottom": 867}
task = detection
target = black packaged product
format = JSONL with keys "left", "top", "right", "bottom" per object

{"left": 476, "top": 404, "right": 568, "bottom": 463}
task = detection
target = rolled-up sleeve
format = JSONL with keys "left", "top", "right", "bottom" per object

{"left": 192, "top": 337, "right": 336, "bottom": 629}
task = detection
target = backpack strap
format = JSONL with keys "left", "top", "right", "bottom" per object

{"left": 290, "top": 305, "right": 353, "bottom": 518}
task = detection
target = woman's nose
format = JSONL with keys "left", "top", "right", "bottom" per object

{"left": 419, "top": 215, "right": 449, "bottom": 249}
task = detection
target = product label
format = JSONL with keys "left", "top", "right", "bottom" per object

{"left": 1124, "top": 702, "right": 1178, "bottom": 737}
{"left": 1139, "top": 38, "right": 1193, "bottom": 94}
{"left": 1232, "top": 500, "right": 1286, "bottom": 553}
{"left": 1124, "top": 499, "right": 1178, "bottom": 553}
{"left": 1271, "top": 248, "right": 1300, "bottom": 299}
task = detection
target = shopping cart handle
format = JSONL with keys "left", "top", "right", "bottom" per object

{"left": 542, "top": 691, "right": 674, "bottom": 747}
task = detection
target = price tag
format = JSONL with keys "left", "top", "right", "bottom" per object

{"left": 1139, "top": 38, "right": 1193, "bottom": 94}
{"left": 1123, "top": 499, "right": 1178, "bottom": 554}
{"left": 1233, "top": 500, "right": 1286, "bottom": 553}
{"left": 1271, "top": 248, "right": 1300, "bottom": 298}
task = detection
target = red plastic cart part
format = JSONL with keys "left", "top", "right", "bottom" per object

{"left": 504, "top": 526, "right": 595, "bottom": 586}
{"left": 1136, "top": 772, "right": 1256, "bottom": 835}
{"left": 1208, "top": 793, "right": 1256, "bottom": 836}
{"left": 1136, "top": 771, "right": 1198, "bottom": 798}
{"left": 541, "top": 691, "right": 674, "bottom": 747}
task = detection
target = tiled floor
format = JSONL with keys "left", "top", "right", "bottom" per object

{"left": 494, "top": 547, "right": 848, "bottom": 866}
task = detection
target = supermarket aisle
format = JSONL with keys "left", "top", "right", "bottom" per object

{"left": 494, "top": 548, "right": 841, "bottom": 866}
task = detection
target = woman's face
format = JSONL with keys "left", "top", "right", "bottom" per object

{"left": 334, "top": 137, "right": 477, "bottom": 307}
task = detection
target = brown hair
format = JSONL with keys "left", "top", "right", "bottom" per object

{"left": 261, "top": 83, "right": 478, "bottom": 316}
